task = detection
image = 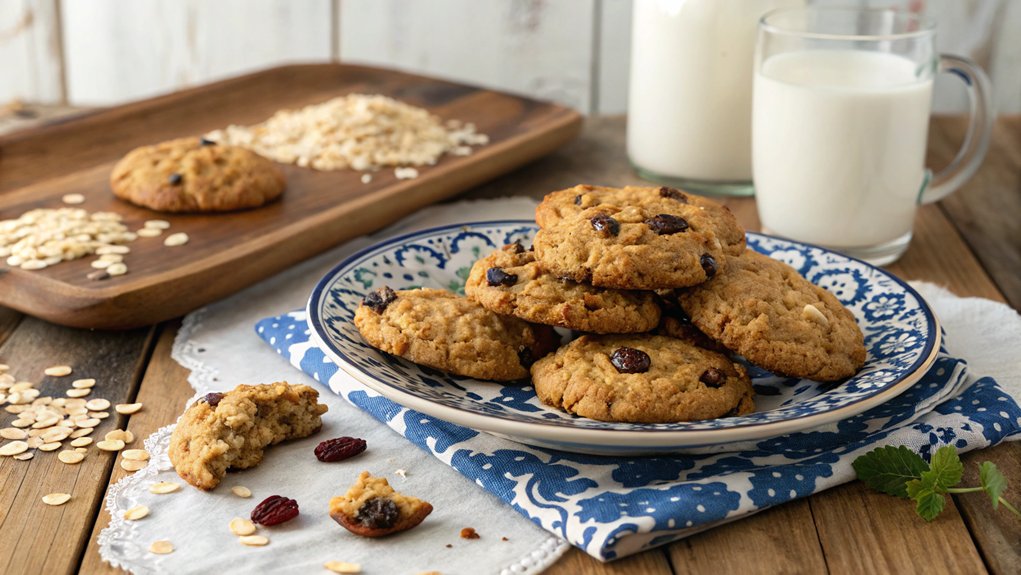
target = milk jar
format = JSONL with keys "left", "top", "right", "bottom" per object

{"left": 627, "top": 0, "right": 803, "bottom": 196}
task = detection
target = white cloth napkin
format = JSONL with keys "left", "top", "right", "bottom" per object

{"left": 98, "top": 197, "right": 1021, "bottom": 572}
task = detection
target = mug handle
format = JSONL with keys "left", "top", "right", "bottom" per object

{"left": 918, "top": 54, "right": 995, "bottom": 204}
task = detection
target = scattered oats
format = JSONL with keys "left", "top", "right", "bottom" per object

{"left": 44, "top": 365, "right": 72, "bottom": 377}
{"left": 74, "top": 447, "right": 87, "bottom": 453}
{"left": 149, "top": 481, "right": 181, "bottom": 494}
{"left": 121, "top": 458, "right": 146, "bottom": 472}
{"left": 163, "top": 233, "right": 189, "bottom": 247}
{"left": 58, "top": 450, "right": 85, "bottom": 464}
{"left": 26, "top": 437, "right": 44, "bottom": 448}
{"left": 231, "top": 485, "right": 252, "bottom": 498}
{"left": 238, "top": 535, "right": 269, "bottom": 547}
{"left": 324, "top": 562, "right": 362, "bottom": 574}
{"left": 124, "top": 505, "right": 150, "bottom": 521}
{"left": 90, "top": 411, "right": 110, "bottom": 419}
{"left": 85, "top": 398, "right": 110, "bottom": 411}
{"left": 72, "top": 378, "right": 96, "bottom": 389}
{"left": 42, "top": 427, "right": 71, "bottom": 442}
{"left": 61, "top": 194, "right": 86, "bottom": 205}
{"left": 229, "top": 517, "right": 257, "bottom": 536}
{"left": 13, "top": 451, "right": 33, "bottom": 460}
{"left": 0, "top": 440, "right": 28, "bottom": 456}
{"left": 70, "top": 428, "right": 93, "bottom": 438}
{"left": 77, "top": 418, "right": 100, "bottom": 428}
{"left": 360, "top": 173, "right": 373, "bottom": 184}
{"left": 149, "top": 540, "right": 174, "bottom": 554}
{"left": 394, "top": 167, "right": 419, "bottom": 180}
{"left": 105, "top": 429, "right": 134, "bottom": 443}
{"left": 20, "top": 259, "right": 49, "bottom": 270}
{"left": 1, "top": 428, "right": 27, "bottom": 440}
{"left": 122, "top": 449, "right": 149, "bottom": 461}
{"left": 10, "top": 419, "right": 31, "bottom": 428}
{"left": 42, "top": 493, "right": 71, "bottom": 506}
{"left": 0, "top": 364, "right": 8, "bottom": 372}
{"left": 97, "top": 439, "right": 125, "bottom": 452}
{"left": 96, "top": 245, "right": 130, "bottom": 255}
{"left": 98, "top": 254, "right": 124, "bottom": 263}
{"left": 90, "top": 259, "right": 113, "bottom": 269}
{"left": 115, "top": 403, "right": 142, "bottom": 414}
{"left": 70, "top": 437, "right": 92, "bottom": 447}
{"left": 205, "top": 94, "right": 488, "bottom": 172}
{"left": 395, "top": 468, "right": 408, "bottom": 479}
{"left": 40, "top": 442, "right": 62, "bottom": 452}
{"left": 106, "top": 263, "right": 127, "bottom": 276}
{"left": 135, "top": 228, "right": 163, "bottom": 238}
{"left": 32, "top": 416, "right": 60, "bottom": 429}
{"left": 144, "top": 219, "right": 171, "bottom": 230}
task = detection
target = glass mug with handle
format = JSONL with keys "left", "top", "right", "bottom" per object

{"left": 752, "top": 7, "right": 993, "bottom": 265}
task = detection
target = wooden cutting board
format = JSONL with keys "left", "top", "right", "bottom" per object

{"left": 0, "top": 64, "right": 582, "bottom": 329}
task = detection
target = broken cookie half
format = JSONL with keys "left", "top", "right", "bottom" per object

{"left": 330, "top": 471, "right": 433, "bottom": 537}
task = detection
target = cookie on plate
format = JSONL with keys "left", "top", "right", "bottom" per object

{"left": 168, "top": 382, "right": 328, "bottom": 490}
{"left": 354, "top": 286, "right": 559, "bottom": 381}
{"left": 677, "top": 249, "right": 866, "bottom": 381}
{"left": 535, "top": 184, "right": 746, "bottom": 255}
{"left": 531, "top": 334, "right": 755, "bottom": 423}
{"left": 110, "top": 137, "right": 285, "bottom": 212}
{"left": 531, "top": 184, "right": 746, "bottom": 290}
{"left": 464, "top": 242, "right": 661, "bottom": 334}
{"left": 330, "top": 471, "right": 433, "bottom": 538}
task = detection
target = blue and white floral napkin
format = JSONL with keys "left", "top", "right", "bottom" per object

{"left": 256, "top": 294, "right": 1021, "bottom": 561}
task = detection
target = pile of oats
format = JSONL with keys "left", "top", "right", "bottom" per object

{"left": 205, "top": 94, "right": 488, "bottom": 177}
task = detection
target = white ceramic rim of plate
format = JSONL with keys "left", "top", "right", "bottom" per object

{"left": 306, "top": 220, "right": 942, "bottom": 448}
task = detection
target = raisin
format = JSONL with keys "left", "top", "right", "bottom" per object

{"left": 199, "top": 137, "right": 216, "bottom": 146}
{"left": 700, "top": 254, "right": 717, "bottom": 278}
{"left": 645, "top": 214, "right": 689, "bottom": 235}
{"left": 356, "top": 497, "right": 399, "bottom": 529}
{"left": 517, "top": 346, "right": 535, "bottom": 368}
{"left": 590, "top": 213, "right": 620, "bottom": 237}
{"left": 610, "top": 347, "right": 651, "bottom": 374}
{"left": 574, "top": 194, "right": 583, "bottom": 205}
{"left": 507, "top": 241, "right": 525, "bottom": 254}
{"left": 314, "top": 437, "right": 367, "bottom": 462}
{"left": 168, "top": 173, "right": 183, "bottom": 185}
{"left": 201, "top": 392, "right": 224, "bottom": 407}
{"left": 700, "top": 367, "right": 725, "bottom": 388}
{"left": 659, "top": 187, "right": 688, "bottom": 203}
{"left": 486, "top": 267, "right": 517, "bottom": 287}
{"left": 362, "top": 286, "right": 397, "bottom": 313}
{"left": 251, "top": 495, "right": 299, "bottom": 526}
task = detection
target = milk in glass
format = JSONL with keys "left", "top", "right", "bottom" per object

{"left": 628, "top": 0, "right": 804, "bottom": 187}
{"left": 753, "top": 50, "right": 933, "bottom": 248}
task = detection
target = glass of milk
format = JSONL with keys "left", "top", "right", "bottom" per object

{"left": 753, "top": 7, "right": 993, "bottom": 265}
{"left": 628, "top": 0, "right": 804, "bottom": 197}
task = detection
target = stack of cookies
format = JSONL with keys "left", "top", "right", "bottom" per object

{"left": 355, "top": 185, "right": 866, "bottom": 424}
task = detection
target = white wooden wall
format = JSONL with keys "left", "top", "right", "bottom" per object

{"left": 0, "top": 0, "right": 1017, "bottom": 114}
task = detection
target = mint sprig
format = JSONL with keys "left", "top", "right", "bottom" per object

{"left": 853, "top": 445, "right": 1021, "bottom": 522}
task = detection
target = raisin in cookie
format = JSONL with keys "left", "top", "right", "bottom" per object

{"left": 354, "top": 287, "right": 558, "bottom": 381}
{"left": 464, "top": 242, "right": 661, "bottom": 334}
{"left": 168, "top": 382, "right": 328, "bottom": 490}
{"left": 110, "top": 137, "right": 285, "bottom": 212}
{"left": 535, "top": 184, "right": 746, "bottom": 256}
{"left": 535, "top": 186, "right": 743, "bottom": 290}
{"left": 677, "top": 249, "right": 866, "bottom": 381}
{"left": 330, "top": 471, "right": 433, "bottom": 537}
{"left": 531, "top": 334, "right": 755, "bottom": 423}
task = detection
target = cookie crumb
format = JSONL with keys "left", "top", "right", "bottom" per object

{"left": 445, "top": 543, "right": 452, "bottom": 548}
{"left": 460, "top": 527, "right": 480, "bottom": 540}
{"left": 502, "top": 536, "right": 509, "bottom": 541}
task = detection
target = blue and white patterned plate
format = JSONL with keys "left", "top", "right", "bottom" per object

{"left": 306, "top": 220, "right": 941, "bottom": 453}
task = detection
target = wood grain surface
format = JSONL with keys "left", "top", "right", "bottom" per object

{"left": 0, "top": 64, "right": 582, "bottom": 329}
{"left": 0, "top": 115, "right": 1018, "bottom": 575}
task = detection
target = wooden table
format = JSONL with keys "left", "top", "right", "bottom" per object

{"left": 1, "top": 115, "right": 1018, "bottom": 575}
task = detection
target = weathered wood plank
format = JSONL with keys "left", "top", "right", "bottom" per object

{"left": 931, "top": 116, "right": 1021, "bottom": 310}
{"left": 79, "top": 323, "right": 193, "bottom": 575}
{"left": 668, "top": 501, "right": 827, "bottom": 575}
{"left": 339, "top": 0, "right": 596, "bottom": 112}
{"left": 61, "top": 0, "right": 332, "bottom": 105}
{"left": 958, "top": 444, "right": 1021, "bottom": 575}
{"left": 0, "top": 318, "right": 155, "bottom": 575}
{"left": 0, "top": 0, "right": 64, "bottom": 104}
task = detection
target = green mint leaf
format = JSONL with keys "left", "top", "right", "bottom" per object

{"left": 853, "top": 446, "right": 929, "bottom": 498}
{"left": 924, "top": 445, "right": 965, "bottom": 492}
{"left": 906, "top": 478, "right": 946, "bottom": 521}
{"left": 979, "top": 461, "right": 1007, "bottom": 509}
